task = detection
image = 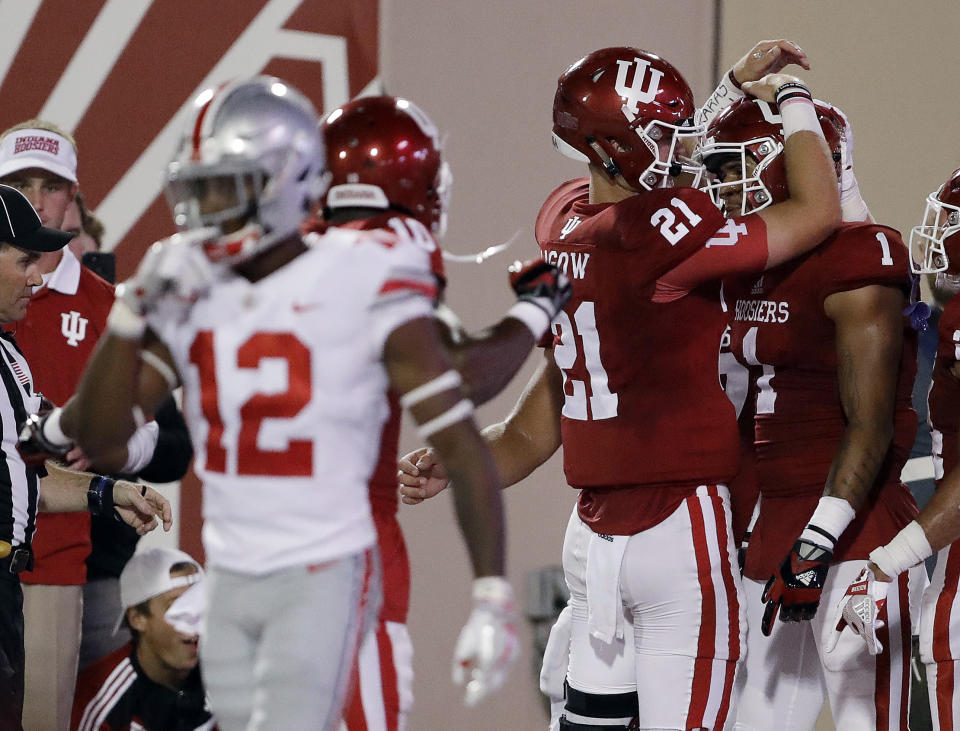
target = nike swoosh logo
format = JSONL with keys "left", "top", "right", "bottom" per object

{"left": 292, "top": 301, "right": 324, "bottom": 313}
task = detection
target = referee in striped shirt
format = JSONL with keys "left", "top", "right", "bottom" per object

{"left": 0, "top": 184, "right": 172, "bottom": 730}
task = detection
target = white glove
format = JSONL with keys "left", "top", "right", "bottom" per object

{"left": 452, "top": 576, "right": 519, "bottom": 707}
{"left": 825, "top": 566, "right": 889, "bottom": 656}
{"left": 109, "top": 227, "right": 219, "bottom": 338}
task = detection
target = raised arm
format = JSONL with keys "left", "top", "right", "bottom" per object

{"left": 746, "top": 75, "right": 842, "bottom": 267}
{"left": 20, "top": 232, "right": 213, "bottom": 470}
{"left": 696, "top": 39, "right": 810, "bottom": 128}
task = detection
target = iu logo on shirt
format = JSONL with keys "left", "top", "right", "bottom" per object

{"left": 60, "top": 311, "right": 88, "bottom": 347}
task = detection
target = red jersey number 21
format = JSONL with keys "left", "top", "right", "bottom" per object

{"left": 189, "top": 331, "right": 313, "bottom": 476}
{"left": 553, "top": 301, "right": 618, "bottom": 420}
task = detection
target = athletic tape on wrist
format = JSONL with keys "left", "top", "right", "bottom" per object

{"left": 869, "top": 520, "right": 933, "bottom": 578}
{"left": 41, "top": 407, "right": 71, "bottom": 448}
{"left": 400, "top": 370, "right": 463, "bottom": 409}
{"left": 778, "top": 94, "right": 822, "bottom": 141}
{"left": 472, "top": 576, "right": 513, "bottom": 606}
{"left": 507, "top": 300, "right": 552, "bottom": 339}
{"left": 801, "top": 496, "right": 856, "bottom": 548}
{"left": 140, "top": 349, "right": 178, "bottom": 391}
{"left": 107, "top": 299, "right": 146, "bottom": 339}
{"left": 695, "top": 70, "right": 745, "bottom": 127}
{"left": 418, "top": 398, "right": 474, "bottom": 438}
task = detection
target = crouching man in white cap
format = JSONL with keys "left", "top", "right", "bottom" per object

{"left": 71, "top": 547, "right": 214, "bottom": 731}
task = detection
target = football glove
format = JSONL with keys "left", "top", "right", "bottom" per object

{"left": 119, "top": 228, "right": 219, "bottom": 317}
{"left": 825, "top": 566, "right": 889, "bottom": 656}
{"left": 17, "top": 410, "right": 72, "bottom": 467}
{"left": 761, "top": 538, "right": 833, "bottom": 635}
{"left": 509, "top": 259, "right": 572, "bottom": 322}
{"left": 452, "top": 576, "right": 519, "bottom": 707}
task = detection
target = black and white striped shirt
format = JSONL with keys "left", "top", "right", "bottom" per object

{"left": 0, "top": 333, "right": 42, "bottom": 549}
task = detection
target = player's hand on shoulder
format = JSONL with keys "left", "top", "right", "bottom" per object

{"left": 398, "top": 447, "right": 450, "bottom": 505}
{"left": 509, "top": 259, "right": 572, "bottom": 320}
{"left": 732, "top": 40, "right": 809, "bottom": 86}
{"left": 761, "top": 536, "right": 832, "bottom": 635}
{"left": 119, "top": 227, "right": 220, "bottom": 316}
{"left": 825, "top": 564, "right": 890, "bottom": 657}
{"left": 452, "top": 576, "right": 519, "bottom": 707}
{"left": 741, "top": 73, "right": 806, "bottom": 103}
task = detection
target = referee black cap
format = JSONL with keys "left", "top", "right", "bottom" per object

{"left": 0, "top": 184, "right": 73, "bottom": 252}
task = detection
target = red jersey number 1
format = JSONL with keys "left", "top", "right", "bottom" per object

{"left": 189, "top": 331, "right": 313, "bottom": 476}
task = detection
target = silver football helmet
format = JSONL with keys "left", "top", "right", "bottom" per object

{"left": 166, "top": 76, "right": 328, "bottom": 264}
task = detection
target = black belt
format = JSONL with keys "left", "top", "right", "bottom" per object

{"left": 0, "top": 547, "right": 32, "bottom": 574}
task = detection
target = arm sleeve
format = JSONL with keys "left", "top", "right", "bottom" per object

{"left": 136, "top": 396, "right": 193, "bottom": 483}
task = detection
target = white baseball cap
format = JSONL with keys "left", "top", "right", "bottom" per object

{"left": 115, "top": 547, "right": 203, "bottom": 633}
{"left": 0, "top": 128, "right": 78, "bottom": 183}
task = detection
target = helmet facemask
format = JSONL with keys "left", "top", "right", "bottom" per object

{"left": 168, "top": 77, "right": 327, "bottom": 266}
{"left": 909, "top": 189, "right": 960, "bottom": 276}
{"left": 629, "top": 117, "right": 705, "bottom": 190}
{"left": 699, "top": 136, "right": 782, "bottom": 216}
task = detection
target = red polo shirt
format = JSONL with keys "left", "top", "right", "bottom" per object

{"left": 10, "top": 249, "right": 114, "bottom": 585}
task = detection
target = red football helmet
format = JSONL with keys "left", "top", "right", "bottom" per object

{"left": 909, "top": 167, "right": 960, "bottom": 276}
{"left": 697, "top": 97, "right": 844, "bottom": 216}
{"left": 322, "top": 96, "right": 451, "bottom": 237}
{"left": 551, "top": 47, "right": 702, "bottom": 191}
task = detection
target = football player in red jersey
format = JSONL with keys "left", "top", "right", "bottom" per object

{"left": 319, "top": 95, "right": 571, "bottom": 727}
{"left": 832, "top": 166, "right": 960, "bottom": 730}
{"left": 399, "top": 47, "right": 840, "bottom": 729}
{"left": 699, "top": 97, "right": 925, "bottom": 730}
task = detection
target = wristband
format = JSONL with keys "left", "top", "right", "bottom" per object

{"left": 869, "top": 521, "right": 933, "bottom": 579}
{"left": 774, "top": 81, "right": 813, "bottom": 104}
{"left": 107, "top": 298, "right": 146, "bottom": 340}
{"left": 472, "top": 576, "right": 514, "bottom": 607}
{"left": 778, "top": 95, "right": 822, "bottom": 141}
{"left": 799, "top": 496, "right": 856, "bottom": 549}
{"left": 418, "top": 399, "right": 474, "bottom": 438}
{"left": 507, "top": 300, "right": 552, "bottom": 339}
{"left": 87, "top": 475, "right": 116, "bottom": 517}
{"left": 728, "top": 67, "right": 743, "bottom": 90}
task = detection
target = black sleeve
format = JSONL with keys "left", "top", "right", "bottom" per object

{"left": 136, "top": 397, "right": 193, "bottom": 483}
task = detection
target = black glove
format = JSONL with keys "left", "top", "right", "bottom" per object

{"left": 18, "top": 412, "right": 72, "bottom": 467}
{"left": 760, "top": 537, "right": 832, "bottom": 636}
{"left": 508, "top": 259, "right": 572, "bottom": 321}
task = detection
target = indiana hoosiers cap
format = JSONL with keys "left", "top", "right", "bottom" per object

{"left": 0, "top": 184, "right": 73, "bottom": 252}
{"left": 114, "top": 547, "right": 204, "bottom": 633}
{"left": 0, "top": 128, "right": 78, "bottom": 182}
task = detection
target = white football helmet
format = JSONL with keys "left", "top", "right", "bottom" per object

{"left": 909, "top": 167, "right": 960, "bottom": 276}
{"left": 165, "top": 76, "right": 328, "bottom": 264}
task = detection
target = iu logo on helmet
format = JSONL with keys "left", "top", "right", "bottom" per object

{"left": 615, "top": 58, "right": 664, "bottom": 115}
